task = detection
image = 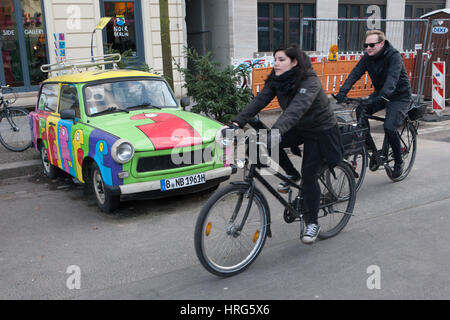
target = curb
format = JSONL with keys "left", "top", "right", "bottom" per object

{"left": 0, "top": 160, "right": 41, "bottom": 180}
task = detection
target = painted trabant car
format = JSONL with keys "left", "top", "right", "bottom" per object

{"left": 30, "top": 70, "right": 233, "bottom": 212}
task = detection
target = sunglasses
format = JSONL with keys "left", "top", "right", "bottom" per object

{"left": 363, "top": 41, "right": 382, "bottom": 48}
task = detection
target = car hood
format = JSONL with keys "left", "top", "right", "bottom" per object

{"left": 87, "top": 110, "right": 223, "bottom": 151}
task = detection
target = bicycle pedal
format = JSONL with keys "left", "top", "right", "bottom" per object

{"left": 277, "top": 187, "right": 290, "bottom": 194}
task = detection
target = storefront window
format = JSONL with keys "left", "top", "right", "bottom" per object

{"left": 0, "top": 0, "right": 47, "bottom": 89}
{"left": 103, "top": 1, "right": 137, "bottom": 57}
{"left": 21, "top": 0, "right": 47, "bottom": 85}
{"left": 0, "top": 0, "right": 24, "bottom": 86}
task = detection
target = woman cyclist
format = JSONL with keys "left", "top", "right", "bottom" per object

{"left": 225, "top": 44, "right": 343, "bottom": 244}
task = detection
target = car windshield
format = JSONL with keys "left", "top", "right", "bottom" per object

{"left": 84, "top": 79, "right": 178, "bottom": 116}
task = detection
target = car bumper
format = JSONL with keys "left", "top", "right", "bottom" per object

{"left": 118, "top": 166, "right": 233, "bottom": 195}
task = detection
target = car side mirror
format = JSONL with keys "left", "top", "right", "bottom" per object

{"left": 180, "top": 97, "right": 190, "bottom": 111}
{"left": 60, "top": 109, "right": 76, "bottom": 120}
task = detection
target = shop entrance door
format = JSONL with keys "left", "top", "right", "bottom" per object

{"left": 100, "top": 0, "right": 145, "bottom": 66}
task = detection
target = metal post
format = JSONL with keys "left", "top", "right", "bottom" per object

{"left": 299, "top": 17, "right": 304, "bottom": 50}
{"left": 90, "top": 29, "right": 96, "bottom": 63}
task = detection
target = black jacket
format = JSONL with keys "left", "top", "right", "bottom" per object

{"left": 339, "top": 40, "right": 411, "bottom": 101}
{"left": 233, "top": 71, "right": 336, "bottom": 136}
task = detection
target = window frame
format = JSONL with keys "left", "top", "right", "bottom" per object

{"left": 37, "top": 83, "right": 60, "bottom": 113}
{"left": 257, "top": 1, "right": 316, "bottom": 52}
{"left": 58, "top": 84, "right": 80, "bottom": 118}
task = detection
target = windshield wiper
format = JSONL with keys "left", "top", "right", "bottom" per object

{"left": 94, "top": 107, "right": 129, "bottom": 116}
{"left": 126, "top": 103, "right": 162, "bottom": 110}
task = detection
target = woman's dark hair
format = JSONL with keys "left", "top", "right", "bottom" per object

{"left": 266, "top": 44, "right": 313, "bottom": 93}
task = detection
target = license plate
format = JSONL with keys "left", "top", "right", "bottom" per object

{"left": 160, "top": 173, "right": 206, "bottom": 191}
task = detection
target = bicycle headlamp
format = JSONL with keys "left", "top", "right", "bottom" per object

{"left": 215, "top": 126, "right": 233, "bottom": 148}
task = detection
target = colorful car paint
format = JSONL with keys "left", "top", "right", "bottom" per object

{"left": 30, "top": 70, "right": 232, "bottom": 211}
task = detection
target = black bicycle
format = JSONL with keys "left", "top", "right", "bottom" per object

{"left": 333, "top": 95, "right": 420, "bottom": 190}
{"left": 0, "top": 85, "right": 33, "bottom": 152}
{"left": 194, "top": 127, "right": 356, "bottom": 277}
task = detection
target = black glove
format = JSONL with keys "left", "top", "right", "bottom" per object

{"left": 221, "top": 123, "right": 240, "bottom": 138}
{"left": 366, "top": 95, "right": 388, "bottom": 107}
{"left": 334, "top": 92, "right": 347, "bottom": 104}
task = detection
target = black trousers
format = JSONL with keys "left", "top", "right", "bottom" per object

{"left": 278, "top": 130, "right": 323, "bottom": 225}
{"left": 357, "top": 99, "right": 409, "bottom": 164}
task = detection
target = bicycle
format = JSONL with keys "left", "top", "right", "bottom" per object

{"left": 194, "top": 126, "right": 356, "bottom": 277}
{"left": 238, "top": 60, "right": 264, "bottom": 93}
{"left": 333, "top": 95, "right": 419, "bottom": 190}
{"left": 0, "top": 85, "right": 33, "bottom": 152}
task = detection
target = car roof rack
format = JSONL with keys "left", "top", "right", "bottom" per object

{"left": 40, "top": 54, "right": 122, "bottom": 74}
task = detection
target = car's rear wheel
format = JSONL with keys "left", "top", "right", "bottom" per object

{"left": 91, "top": 162, "right": 120, "bottom": 212}
{"left": 40, "top": 142, "right": 57, "bottom": 179}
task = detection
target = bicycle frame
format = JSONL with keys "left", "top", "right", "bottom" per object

{"left": 231, "top": 160, "right": 340, "bottom": 235}
{"left": 364, "top": 113, "right": 418, "bottom": 165}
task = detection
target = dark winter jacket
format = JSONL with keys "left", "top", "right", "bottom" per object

{"left": 233, "top": 70, "right": 336, "bottom": 136}
{"left": 339, "top": 40, "right": 412, "bottom": 101}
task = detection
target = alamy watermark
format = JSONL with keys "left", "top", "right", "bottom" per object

{"left": 168, "top": 122, "right": 281, "bottom": 174}
{"left": 66, "top": 265, "right": 81, "bottom": 290}
{"left": 366, "top": 265, "right": 381, "bottom": 290}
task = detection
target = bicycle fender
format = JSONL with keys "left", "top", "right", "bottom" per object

{"left": 230, "top": 181, "right": 251, "bottom": 187}
{"left": 342, "top": 159, "right": 358, "bottom": 179}
{"left": 253, "top": 186, "right": 272, "bottom": 238}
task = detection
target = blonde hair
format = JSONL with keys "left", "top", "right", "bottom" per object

{"left": 366, "top": 30, "right": 385, "bottom": 42}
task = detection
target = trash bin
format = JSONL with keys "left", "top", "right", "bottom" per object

{"left": 412, "top": 8, "right": 450, "bottom": 101}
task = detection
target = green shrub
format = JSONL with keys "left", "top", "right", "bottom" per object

{"left": 176, "top": 47, "right": 253, "bottom": 123}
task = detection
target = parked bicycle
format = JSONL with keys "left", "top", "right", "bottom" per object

{"left": 0, "top": 85, "right": 33, "bottom": 152}
{"left": 194, "top": 126, "right": 356, "bottom": 277}
{"left": 333, "top": 95, "right": 421, "bottom": 190}
{"left": 238, "top": 60, "right": 264, "bottom": 93}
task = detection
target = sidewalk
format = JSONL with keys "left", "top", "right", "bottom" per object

{"left": 0, "top": 100, "right": 448, "bottom": 180}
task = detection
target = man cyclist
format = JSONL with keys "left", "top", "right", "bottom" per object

{"left": 335, "top": 30, "right": 412, "bottom": 179}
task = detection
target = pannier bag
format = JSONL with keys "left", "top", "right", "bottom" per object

{"left": 407, "top": 101, "right": 427, "bottom": 121}
{"left": 339, "top": 124, "right": 367, "bottom": 155}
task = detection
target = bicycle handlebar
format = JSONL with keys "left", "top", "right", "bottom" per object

{"left": 331, "top": 93, "right": 364, "bottom": 104}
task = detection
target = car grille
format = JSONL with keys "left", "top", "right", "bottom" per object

{"left": 136, "top": 148, "right": 213, "bottom": 172}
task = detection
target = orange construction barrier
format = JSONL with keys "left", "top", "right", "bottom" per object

{"left": 252, "top": 55, "right": 416, "bottom": 110}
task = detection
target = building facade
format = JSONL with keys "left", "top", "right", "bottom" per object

{"left": 0, "top": 0, "right": 448, "bottom": 94}
{"left": 0, "top": 0, "right": 188, "bottom": 96}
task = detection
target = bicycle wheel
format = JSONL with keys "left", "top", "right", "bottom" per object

{"left": 0, "top": 107, "right": 32, "bottom": 152}
{"left": 385, "top": 121, "right": 417, "bottom": 182}
{"left": 344, "top": 147, "right": 367, "bottom": 192}
{"left": 317, "top": 162, "right": 356, "bottom": 240}
{"left": 194, "top": 183, "right": 269, "bottom": 277}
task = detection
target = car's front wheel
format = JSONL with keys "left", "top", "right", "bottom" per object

{"left": 91, "top": 162, "right": 120, "bottom": 212}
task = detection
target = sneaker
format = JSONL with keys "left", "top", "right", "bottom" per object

{"left": 278, "top": 174, "right": 300, "bottom": 193}
{"left": 302, "top": 223, "right": 321, "bottom": 244}
{"left": 391, "top": 161, "right": 404, "bottom": 179}
{"left": 369, "top": 151, "right": 381, "bottom": 171}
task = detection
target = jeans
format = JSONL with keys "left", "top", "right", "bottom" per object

{"left": 356, "top": 99, "right": 409, "bottom": 164}
{"left": 277, "top": 129, "right": 323, "bottom": 225}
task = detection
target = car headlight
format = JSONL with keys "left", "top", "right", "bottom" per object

{"left": 112, "top": 139, "right": 134, "bottom": 164}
